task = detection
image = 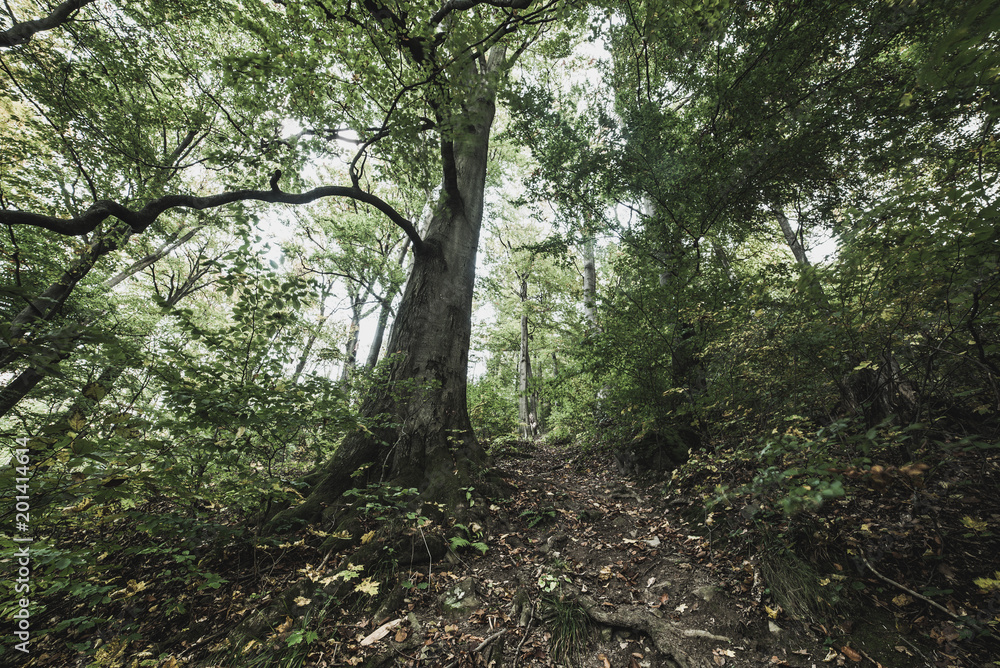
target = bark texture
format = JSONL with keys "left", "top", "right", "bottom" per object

{"left": 269, "top": 53, "right": 503, "bottom": 530}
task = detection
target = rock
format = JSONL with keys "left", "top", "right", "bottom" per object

{"left": 768, "top": 620, "right": 782, "bottom": 634}
{"left": 613, "top": 427, "right": 699, "bottom": 475}
{"left": 693, "top": 585, "right": 721, "bottom": 603}
{"left": 438, "top": 577, "right": 481, "bottom": 620}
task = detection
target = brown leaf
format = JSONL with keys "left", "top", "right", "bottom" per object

{"left": 276, "top": 616, "right": 294, "bottom": 634}
{"left": 598, "top": 654, "right": 611, "bottom": 668}
{"left": 840, "top": 646, "right": 862, "bottom": 662}
{"left": 394, "top": 628, "right": 408, "bottom": 643}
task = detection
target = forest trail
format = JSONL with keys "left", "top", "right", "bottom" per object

{"left": 355, "top": 443, "right": 853, "bottom": 668}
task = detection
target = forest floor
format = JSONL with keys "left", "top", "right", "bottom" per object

{"left": 20, "top": 440, "right": 1000, "bottom": 668}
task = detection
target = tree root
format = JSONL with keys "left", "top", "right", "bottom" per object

{"left": 573, "top": 589, "right": 731, "bottom": 668}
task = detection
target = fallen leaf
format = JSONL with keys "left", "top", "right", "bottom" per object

{"left": 892, "top": 594, "right": 913, "bottom": 607}
{"left": 841, "top": 646, "right": 862, "bottom": 662}
{"left": 675, "top": 603, "right": 688, "bottom": 613}
{"left": 598, "top": 653, "right": 611, "bottom": 668}
{"left": 394, "top": 628, "right": 408, "bottom": 642}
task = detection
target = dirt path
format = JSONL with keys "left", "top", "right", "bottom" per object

{"left": 377, "top": 442, "right": 837, "bottom": 667}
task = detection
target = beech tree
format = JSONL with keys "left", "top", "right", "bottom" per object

{"left": 2, "top": 0, "right": 578, "bottom": 531}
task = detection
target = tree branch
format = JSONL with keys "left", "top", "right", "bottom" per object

{"left": 0, "top": 0, "right": 96, "bottom": 48}
{"left": 1, "top": 184, "right": 425, "bottom": 252}
{"left": 431, "top": 0, "right": 533, "bottom": 26}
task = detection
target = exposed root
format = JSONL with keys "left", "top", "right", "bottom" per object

{"left": 572, "top": 588, "right": 732, "bottom": 668}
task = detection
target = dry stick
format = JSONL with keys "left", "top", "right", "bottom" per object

{"left": 859, "top": 552, "right": 985, "bottom": 634}
{"left": 442, "top": 629, "right": 508, "bottom": 668}
{"left": 511, "top": 602, "right": 536, "bottom": 668}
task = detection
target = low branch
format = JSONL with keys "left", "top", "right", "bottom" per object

{"left": 0, "top": 183, "right": 424, "bottom": 252}
{"left": 0, "top": 0, "right": 96, "bottom": 48}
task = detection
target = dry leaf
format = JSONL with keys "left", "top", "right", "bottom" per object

{"left": 841, "top": 646, "right": 862, "bottom": 662}
{"left": 394, "top": 628, "right": 408, "bottom": 643}
{"left": 598, "top": 653, "right": 611, "bottom": 668}
{"left": 276, "top": 617, "right": 294, "bottom": 634}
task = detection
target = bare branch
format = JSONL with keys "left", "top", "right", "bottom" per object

{"left": 0, "top": 183, "right": 425, "bottom": 252}
{"left": 0, "top": 0, "right": 96, "bottom": 48}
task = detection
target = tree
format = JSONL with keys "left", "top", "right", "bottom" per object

{"left": 2, "top": 0, "right": 577, "bottom": 532}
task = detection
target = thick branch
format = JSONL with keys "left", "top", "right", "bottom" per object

{"left": 431, "top": 0, "right": 532, "bottom": 26}
{"left": 1, "top": 184, "right": 425, "bottom": 252}
{"left": 0, "top": 0, "right": 96, "bottom": 47}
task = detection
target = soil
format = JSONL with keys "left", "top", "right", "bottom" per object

{"left": 350, "top": 443, "right": 884, "bottom": 668}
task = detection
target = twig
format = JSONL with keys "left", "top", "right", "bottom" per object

{"left": 858, "top": 551, "right": 985, "bottom": 634}
{"left": 442, "top": 629, "right": 508, "bottom": 668}
{"left": 511, "top": 602, "right": 535, "bottom": 668}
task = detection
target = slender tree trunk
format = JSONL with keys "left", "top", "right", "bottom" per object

{"left": 292, "top": 314, "right": 327, "bottom": 382}
{"left": 270, "top": 52, "right": 503, "bottom": 530}
{"left": 0, "top": 231, "right": 206, "bottom": 418}
{"left": 339, "top": 296, "right": 363, "bottom": 386}
{"left": 517, "top": 277, "right": 539, "bottom": 439}
{"left": 365, "top": 238, "right": 410, "bottom": 369}
{"left": 773, "top": 207, "right": 810, "bottom": 266}
{"left": 582, "top": 233, "right": 599, "bottom": 330}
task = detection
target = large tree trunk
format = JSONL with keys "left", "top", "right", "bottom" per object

{"left": 269, "top": 54, "right": 501, "bottom": 530}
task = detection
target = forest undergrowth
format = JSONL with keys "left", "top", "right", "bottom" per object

{"left": 10, "top": 433, "right": 1000, "bottom": 668}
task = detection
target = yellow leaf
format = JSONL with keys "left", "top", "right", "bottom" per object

{"left": 765, "top": 605, "right": 780, "bottom": 619}
{"left": 973, "top": 572, "right": 1000, "bottom": 592}
{"left": 355, "top": 577, "right": 380, "bottom": 596}
{"left": 961, "top": 516, "right": 987, "bottom": 532}
{"left": 361, "top": 530, "right": 376, "bottom": 544}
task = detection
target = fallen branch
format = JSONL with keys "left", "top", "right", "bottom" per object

{"left": 858, "top": 551, "right": 985, "bottom": 635}
{"left": 442, "top": 629, "right": 507, "bottom": 668}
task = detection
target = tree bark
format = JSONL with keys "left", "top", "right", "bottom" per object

{"left": 339, "top": 294, "right": 364, "bottom": 387}
{"left": 773, "top": 207, "right": 810, "bottom": 266}
{"left": 517, "top": 277, "right": 539, "bottom": 439}
{"left": 269, "top": 51, "right": 503, "bottom": 530}
{"left": 582, "top": 233, "right": 599, "bottom": 330}
{"left": 365, "top": 238, "right": 410, "bottom": 369}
